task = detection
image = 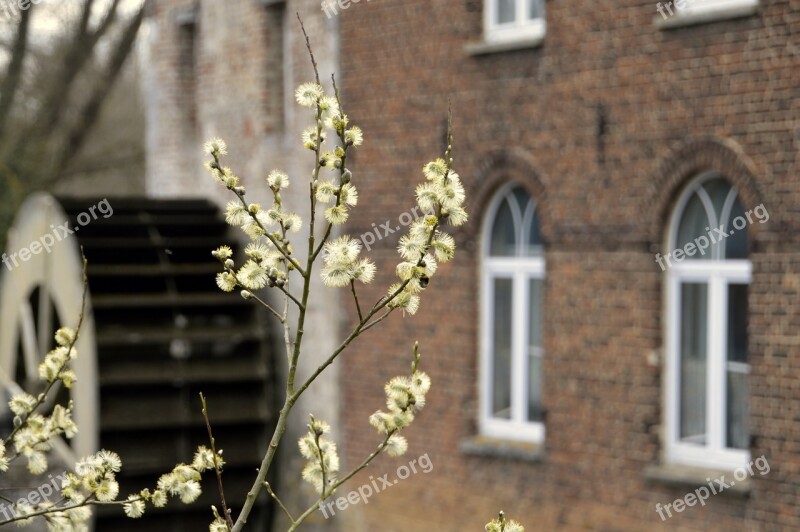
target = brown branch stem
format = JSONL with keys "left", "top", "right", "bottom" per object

{"left": 200, "top": 393, "right": 233, "bottom": 530}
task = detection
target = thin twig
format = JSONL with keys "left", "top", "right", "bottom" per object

{"left": 289, "top": 431, "right": 396, "bottom": 531}
{"left": 350, "top": 281, "right": 363, "bottom": 322}
{"left": 312, "top": 418, "right": 328, "bottom": 499}
{"left": 230, "top": 186, "right": 306, "bottom": 276}
{"left": 0, "top": 486, "right": 42, "bottom": 491}
{"left": 287, "top": 11, "right": 327, "bottom": 394}
{"left": 0, "top": 495, "right": 141, "bottom": 526}
{"left": 293, "top": 110, "right": 454, "bottom": 425}
{"left": 209, "top": 149, "right": 304, "bottom": 275}
{"left": 275, "top": 282, "right": 305, "bottom": 311}
{"left": 310, "top": 73, "right": 350, "bottom": 263}
{"left": 361, "top": 308, "right": 394, "bottom": 333}
{"left": 231, "top": 26, "right": 457, "bottom": 532}
{"left": 200, "top": 393, "right": 233, "bottom": 530}
{"left": 296, "top": 13, "right": 321, "bottom": 85}
{"left": 293, "top": 242, "right": 435, "bottom": 405}
{"left": 247, "top": 292, "right": 285, "bottom": 323}
{"left": 3, "top": 251, "right": 89, "bottom": 447}
{"left": 281, "top": 279, "right": 292, "bottom": 363}
{"left": 223, "top": 265, "right": 286, "bottom": 321}
{"left": 264, "top": 482, "right": 294, "bottom": 522}
{"left": 232, "top": 19, "right": 323, "bottom": 529}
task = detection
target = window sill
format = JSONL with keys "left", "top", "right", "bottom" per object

{"left": 655, "top": 1, "right": 759, "bottom": 29}
{"left": 465, "top": 35, "right": 545, "bottom": 56}
{"left": 644, "top": 463, "right": 751, "bottom": 496}
{"left": 460, "top": 435, "right": 544, "bottom": 462}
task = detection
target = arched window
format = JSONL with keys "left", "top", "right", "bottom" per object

{"left": 663, "top": 173, "right": 751, "bottom": 469}
{"left": 481, "top": 183, "right": 544, "bottom": 442}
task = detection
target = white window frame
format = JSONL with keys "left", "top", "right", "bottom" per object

{"left": 664, "top": 173, "right": 751, "bottom": 470}
{"left": 484, "top": 0, "right": 546, "bottom": 44}
{"left": 480, "top": 183, "right": 545, "bottom": 443}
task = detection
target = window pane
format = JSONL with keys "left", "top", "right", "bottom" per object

{"left": 528, "top": 0, "right": 543, "bottom": 19}
{"left": 528, "top": 278, "right": 543, "bottom": 349}
{"left": 676, "top": 193, "right": 711, "bottom": 261}
{"left": 726, "top": 371, "right": 748, "bottom": 449}
{"left": 725, "top": 197, "right": 749, "bottom": 259}
{"left": 496, "top": 0, "right": 515, "bottom": 24}
{"left": 700, "top": 178, "right": 733, "bottom": 259}
{"left": 512, "top": 186, "right": 529, "bottom": 215}
{"left": 727, "top": 284, "right": 748, "bottom": 363}
{"left": 703, "top": 178, "right": 731, "bottom": 223}
{"left": 528, "top": 355, "right": 542, "bottom": 422}
{"left": 680, "top": 283, "right": 707, "bottom": 444}
{"left": 490, "top": 198, "right": 517, "bottom": 257}
{"left": 524, "top": 207, "right": 543, "bottom": 257}
{"left": 492, "top": 278, "right": 512, "bottom": 419}
{"left": 527, "top": 278, "right": 543, "bottom": 421}
{"left": 727, "top": 284, "right": 749, "bottom": 449}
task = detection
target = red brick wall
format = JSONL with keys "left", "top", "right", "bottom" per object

{"left": 338, "top": 0, "right": 799, "bottom": 529}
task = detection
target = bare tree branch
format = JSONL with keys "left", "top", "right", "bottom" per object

{"left": 8, "top": 0, "right": 122, "bottom": 160}
{"left": 0, "top": 6, "right": 33, "bottom": 143}
{"left": 78, "top": 0, "right": 96, "bottom": 36}
{"left": 90, "top": 0, "right": 121, "bottom": 41}
{"left": 45, "top": 4, "right": 144, "bottom": 182}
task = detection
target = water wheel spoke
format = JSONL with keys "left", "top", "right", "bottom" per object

{"left": 18, "top": 299, "right": 39, "bottom": 389}
{"left": 37, "top": 283, "right": 53, "bottom": 361}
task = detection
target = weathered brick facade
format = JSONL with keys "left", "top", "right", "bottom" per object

{"left": 336, "top": 0, "right": 799, "bottom": 530}
{"left": 141, "top": 1, "right": 342, "bottom": 530}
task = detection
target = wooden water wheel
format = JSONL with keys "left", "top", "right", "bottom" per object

{"left": 0, "top": 194, "right": 275, "bottom": 530}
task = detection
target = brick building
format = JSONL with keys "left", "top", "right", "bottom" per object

{"left": 142, "top": 0, "right": 799, "bottom": 530}
{"left": 337, "top": 0, "right": 799, "bottom": 530}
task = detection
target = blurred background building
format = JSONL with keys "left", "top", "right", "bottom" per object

{"left": 140, "top": 1, "right": 341, "bottom": 529}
